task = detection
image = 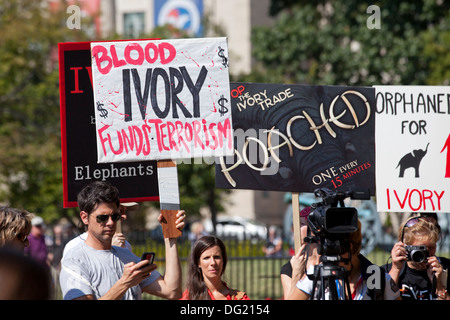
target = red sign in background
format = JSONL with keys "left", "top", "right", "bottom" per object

{"left": 59, "top": 42, "right": 159, "bottom": 207}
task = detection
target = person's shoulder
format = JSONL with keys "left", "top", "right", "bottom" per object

{"left": 62, "top": 233, "right": 87, "bottom": 256}
{"left": 62, "top": 241, "right": 90, "bottom": 260}
{"left": 60, "top": 242, "right": 94, "bottom": 273}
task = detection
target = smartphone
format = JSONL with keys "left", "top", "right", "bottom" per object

{"left": 141, "top": 252, "right": 155, "bottom": 265}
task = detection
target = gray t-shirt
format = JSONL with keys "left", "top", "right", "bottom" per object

{"left": 60, "top": 242, "right": 160, "bottom": 300}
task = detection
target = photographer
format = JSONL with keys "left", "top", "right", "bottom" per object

{"left": 288, "top": 219, "right": 400, "bottom": 300}
{"left": 386, "top": 215, "right": 449, "bottom": 300}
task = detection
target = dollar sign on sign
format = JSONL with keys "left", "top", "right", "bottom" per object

{"left": 97, "top": 101, "right": 108, "bottom": 119}
{"left": 218, "top": 95, "right": 228, "bottom": 116}
{"left": 218, "top": 46, "right": 228, "bottom": 68}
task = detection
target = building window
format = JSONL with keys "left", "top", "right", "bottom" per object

{"left": 124, "top": 12, "right": 145, "bottom": 39}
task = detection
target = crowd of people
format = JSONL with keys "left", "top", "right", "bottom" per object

{"left": 0, "top": 180, "right": 449, "bottom": 300}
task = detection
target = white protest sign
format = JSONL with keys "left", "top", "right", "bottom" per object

{"left": 375, "top": 85, "right": 450, "bottom": 212}
{"left": 90, "top": 37, "right": 233, "bottom": 163}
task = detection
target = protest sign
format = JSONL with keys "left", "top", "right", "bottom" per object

{"left": 215, "top": 83, "right": 376, "bottom": 194}
{"left": 375, "top": 85, "right": 450, "bottom": 212}
{"left": 59, "top": 42, "right": 159, "bottom": 207}
{"left": 90, "top": 37, "right": 233, "bottom": 163}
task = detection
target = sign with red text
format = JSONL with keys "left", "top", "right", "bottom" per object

{"left": 375, "top": 85, "right": 450, "bottom": 212}
{"left": 90, "top": 37, "right": 233, "bottom": 163}
{"left": 215, "top": 83, "right": 376, "bottom": 194}
{"left": 59, "top": 42, "right": 159, "bottom": 207}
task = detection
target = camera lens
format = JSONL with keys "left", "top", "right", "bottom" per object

{"left": 411, "top": 250, "right": 426, "bottom": 263}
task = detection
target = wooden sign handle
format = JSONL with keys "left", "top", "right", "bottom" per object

{"left": 160, "top": 209, "right": 182, "bottom": 238}
{"left": 292, "top": 192, "right": 302, "bottom": 253}
{"left": 157, "top": 160, "right": 182, "bottom": 238}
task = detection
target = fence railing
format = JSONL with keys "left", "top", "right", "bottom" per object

{"left": 53, "top": 230, "right": 450, "bottom": 300}
{"left": 129, "top": 233, "right": 287, "bottom": 300}
{"left": 128, "top": 232, "right": 392, "bottom": 300}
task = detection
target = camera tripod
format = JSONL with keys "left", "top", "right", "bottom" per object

{"left": 309, "top": 256, "right": 353, "bottom": 300}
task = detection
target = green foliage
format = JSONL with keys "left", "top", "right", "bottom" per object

{"left": 147, "top": 24, "right": 190, "bottom": 40}
{"left": 0, "top": 0, "right": 448, "bottom": 228}
{"left": 250, "top": 0, "right": 450, "bottom": 86}
{"left": 0, "top": 1, "right": 227, "bottom": 226}
{"left": 176, "top": 161, "right": 230, "bottom": 218}
{"left": 421, "top": 18, "right": 450, "bottom": 85}
{"left": 0, "top": 0, "right": 90, "bottom": 222}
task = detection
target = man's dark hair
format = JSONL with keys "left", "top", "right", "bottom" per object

{"left": 77, "top": 181, "right": 120, "bottom": 214}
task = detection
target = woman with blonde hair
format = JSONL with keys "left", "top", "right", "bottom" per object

{"left": 0, "top": 206, "right": 32, "bottom": 250}
{"left": 387, "top": 215, "right": 448, "bottom": 300}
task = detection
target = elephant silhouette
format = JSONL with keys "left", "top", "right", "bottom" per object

{"left": 396, "top": 143, "right": 429, "bottom": 178}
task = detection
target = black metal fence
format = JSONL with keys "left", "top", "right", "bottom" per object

{"left": 127, "top": 231, "right": 392, "bottom": 300}
{"left": 126, "top": 232, "right": 288, "bottom": 300}
{"left": 53, "top": 230, "right": 447, "bottom": 300}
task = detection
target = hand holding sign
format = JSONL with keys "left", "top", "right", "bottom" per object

{"left": 90, "top": 38, "right": 233, "bottom": 236}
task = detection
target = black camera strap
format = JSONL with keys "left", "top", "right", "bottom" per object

{"left": 432, "top": 273, "right": 437, "bottom": 299}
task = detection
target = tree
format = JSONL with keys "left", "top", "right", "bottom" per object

{"left": 0, "top": 2, "right": 229, "bottom": 229}
{"left": 248, "top": 0, "right": 449, "bottom": 86}
{"left": 177, "top": 160, "right": 230, "bottom": 229}
{"left": 0, "top": 0, "right": 92, "bottom": 222}
{"left": 421, "top": 17, "right": 450, "bottom": 85}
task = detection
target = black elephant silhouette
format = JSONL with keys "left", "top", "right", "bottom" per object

{"left": 396, "top": 143, "right": 430, "bottom": 178}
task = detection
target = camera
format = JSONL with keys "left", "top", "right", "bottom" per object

{"left": 304, "top": 187, "right": 371, "bottom": 300}
{"left": 306, "top": 188, "right": 369, "bottom": 256}
{"left": 405, "top": 245, "right": 429, "bottom": 263}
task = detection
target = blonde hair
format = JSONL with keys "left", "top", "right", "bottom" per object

{"left": 399, "top": 218, "right": 439, "bottom": 245}
{"left": 0, "top": 207, "right": 32, "bottom": 246}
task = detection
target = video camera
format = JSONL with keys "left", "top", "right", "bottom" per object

{"left": 306, "top": 187, "right": 370, "bottom": 256}
{"left": 304, "top": 187, "right": 370, "bottom": 300}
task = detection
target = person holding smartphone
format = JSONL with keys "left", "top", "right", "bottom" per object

{"left": 60, "top": 181, "right": 186, "bottom": 300}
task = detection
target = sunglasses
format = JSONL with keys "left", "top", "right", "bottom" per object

{"left": 95, "top": 213, "right": 121, "bottom": 224}
{"left": 401, "top": 216, "right": 431, "bottom": 242}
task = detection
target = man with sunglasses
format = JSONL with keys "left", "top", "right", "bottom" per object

{"left": 386, "top": 215, "right": 449, "bottom": 300}
{"left": 60, "top": 181, "right": 186, "bottom": 300}
{"left": 61, "top": 202, "right": 136, "bottom": 257}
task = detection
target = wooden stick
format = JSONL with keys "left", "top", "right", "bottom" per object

{"left": 157, "top": 160, "right": 182, "bottom": 238}
{"left": 116, "top": 220, "right": 122, "bottom": 234}
{"left": 292, "top": 192, "right": 301, "bottom": 253}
